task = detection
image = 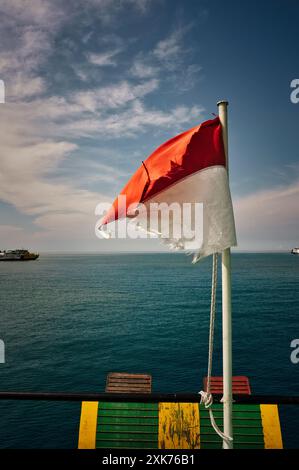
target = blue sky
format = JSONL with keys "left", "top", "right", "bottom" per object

{"left": 0, "top": 0, "right": 298, "bottom": 252}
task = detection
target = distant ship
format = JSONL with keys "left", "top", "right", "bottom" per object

{"left": 0, "top": 249, "right": 39, "bottom": 261}
{"left": 291, "top": 247, "right": 299, "bottom": 255}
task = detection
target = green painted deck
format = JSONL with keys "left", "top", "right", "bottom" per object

{"left": 200, "top": 404, "right": 264, "bottom": 449}
{"left": 96, "top": 402, "right": 159, "bottom": 449}
{"left": 79, "top": 401, "right": 283, "bottom": 449}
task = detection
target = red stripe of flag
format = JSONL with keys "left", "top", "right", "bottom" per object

{"left": 101, "top": 117, "right": 225, "bottom": 226}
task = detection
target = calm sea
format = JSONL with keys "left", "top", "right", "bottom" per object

{"left": 0, "top": 253, "right": 298, "bottom": 448}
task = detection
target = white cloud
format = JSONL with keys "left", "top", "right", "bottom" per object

{"left": 0, "top": 80, "right": 202, "bottom": 246}
{"left": 0, "top": 0, "right": 205, "bottom": 250}
{"left": 100, "top": 100, "right": 202, "bottom": 136}
{"left": 130, "top": 28, "right": 201, "bottom": 91}
{"left": 87, "top": 0, "right": 152, "bottom": 13}
{"left": 63, "top": 156, "right": 129, "bottom": 185}
{"left": 0, "top": 2, "right": 65, "bottom": 101}
{"left": 234, "top": 180, "right": 299, "bottom": 249}
{"left": 177, "top": 64, "right": 202, "bottom": 92}
{"left": 0, "top": 130, "right": 109, "bottom": 248}
{"left": 153, "top": 31, "right": 182, "bottom": 61}
{"left": 0, "top": 96, "right": 108, "bottom": 244}
{"left": 0, "top": 0, "right": 64, "bottom": 28}
{"left": 88, "top": 49, "right": 122, "bottom": 66}
{"left": 71, "top": 79, "right": 159, "bottom": 111}
{"left": 7, "top": 74, "right": 46, "bottom": 100}
{"left": 130, "top": 59, "right": 158, "bottom": 78}
{"left": 0, "top": 225, "right": 31, "bottom": 250}
{"left": 49, "top": 99, "right": 203, "bottom": 138}
{"left": 0, "top": 77, "right": 203, "bottom": 249}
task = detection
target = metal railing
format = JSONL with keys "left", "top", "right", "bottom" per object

{"left": 0, "top": 391, "right": 298, "bottom": 404}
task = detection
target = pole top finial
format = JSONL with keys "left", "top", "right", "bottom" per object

{"left": 217, "top": 100, "right": 229, "bottom": 106}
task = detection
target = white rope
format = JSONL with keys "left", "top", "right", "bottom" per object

{"left": 199, "top": 253, "right": 233, "bottom": 446}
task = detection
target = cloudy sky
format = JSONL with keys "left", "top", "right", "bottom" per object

{"left": 0, "top": 0, "right": 298, "bottom": 252}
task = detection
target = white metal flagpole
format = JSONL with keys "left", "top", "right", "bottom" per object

{"left": 217, "top": 100, "right": 233, "bottom": 449}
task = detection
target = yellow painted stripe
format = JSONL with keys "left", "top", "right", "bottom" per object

{"left": 260, "top": 404, "right": 283, "bottom": 449}
{"left": 78, "top": 401, "right": 99, "bottom": 449}
{"left": 158, "top": 402, "right": 200, "bottom": 449}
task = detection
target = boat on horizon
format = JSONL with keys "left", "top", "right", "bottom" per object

{"left": 0, "top": 249, "right": 39, "bottom": 261}
{"left": 291, "top": 247, "right": 299, "bottom": 255}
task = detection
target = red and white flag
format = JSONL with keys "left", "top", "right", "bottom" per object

{"left": 99, "top": 117, "right": 237, "bottom": 262}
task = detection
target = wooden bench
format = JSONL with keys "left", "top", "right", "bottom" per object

{"left": 203, "top": 376, "right": 251, "bottom": 395}
{"left": 105, "top": 372, "right": 152, "bottom": 394}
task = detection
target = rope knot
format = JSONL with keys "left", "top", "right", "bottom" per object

{"left": 199, "top": 391, "right": 213, "bottom": 408}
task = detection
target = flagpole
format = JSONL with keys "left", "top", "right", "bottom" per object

{"left": 217, "top": 100, "right": 233, "bottom": 449}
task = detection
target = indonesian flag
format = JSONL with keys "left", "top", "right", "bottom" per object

{"left": 99, "top": 117, "right": 237, "bottom": 262}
